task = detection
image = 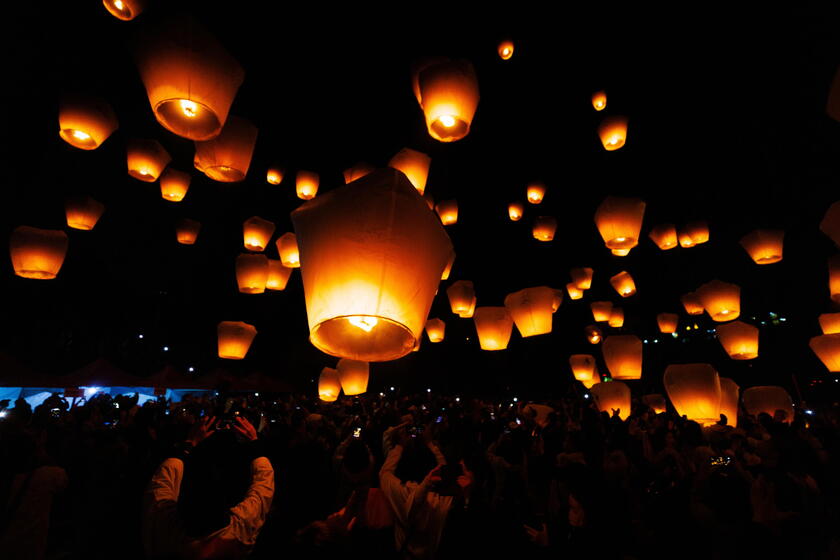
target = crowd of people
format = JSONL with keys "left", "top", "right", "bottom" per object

{"left": 1, "top": 385, "right": 839, "bottom": 559}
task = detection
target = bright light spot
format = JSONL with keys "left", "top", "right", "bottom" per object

{"left": 255, "top": 392, "right": 259, "bottom": 397}
{"left": 426, "top": 388, "right": 431, "bottom": 393}
{"left": 439, "top": 115, "right": 457, "bottom": 128}
{"left": 615, "top": 237, "right": 627, "bottom": 242}
{"left": 179, "top": 99, "right": 198, "bottom": 118}
{"left": 348, "top": 316, "right": 378, "bottom": 332}
{"left": 390, "top": 386, "right": 395, "bottom": 391}
{"left": 85, "top": 387, "right": 101, "bottom": 397}
{"left": 379, "top": 392, "right": 385, "bottom": 396}
{"left": 584, "top": 394, "right": 590, "bottom": 399}
{"left": 671, "top": 333, "right": 679, "bottom": 339}
{"left": 643, "top": 339, "right": 649, "bottom": 344}
{"left": 805, "top": 409, "right": 814, "bottom": 415}
{"left": 513, "top": 397, "right": 518, "bottom": 402}
{"left": 623, "top": 288, "right": 632, "bottom": 295}
{"left": 188, "top": 367, "right": 194, "bottom": 372}
{"left": 608, "top": 137, "right": 619, "bottom": 145}
{"left": 71, "top": 129, "right": 91, "bottom": 141}
{"left": 455, "top": 397, "right": 460, "bottom": 402}
{"left": 139, "top": 167, "right": 151, "bottom": 176}
{"left": 163, "top": 346, "right": 169, "bottom": 352}
{"left": 138, "top": 334, "right": 144, "bottom": 339}
{"left": 502, "top": 48, "right": 511, "bottom": 57}
{"left": 720, "top": 309, "right": 730, "bottom": 315}
{"left": 0, "top": 411, "right": 7, "bottom": 418}
{"left": 114, "top": 0, "right": 124, "bottom": 9}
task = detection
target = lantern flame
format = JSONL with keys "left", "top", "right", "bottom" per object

{"left": 114, "top": 0, "right": 124, "bottom": 8}
{"left": 179, "top": 99, "right": 198, "bottom": 118}
{"left": 439, "top": 115, "right": 456, "bottom": 128}
{"left": 348, "top": 316, "right": 378, "bottom": 332}
{"left": 71, "top": 129, "right": 91, "bottom": 141}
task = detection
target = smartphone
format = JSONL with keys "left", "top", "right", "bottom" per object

{"left": 515, "top": 418, "right": 522, "bottom": 426}
{"left": 435, "top": 416, "right": 443, "bottom": 424}
{"left": 50, "top": 408, "right": 61, "bottom": 418}
{"left": 710, "top": 456, "right": 732, "bottom": 467}
{"left": 409, "top": 425, "right": 424, "bottom": 438}
{"left": 352, "top": 427, "right": 362, "bottom": 438}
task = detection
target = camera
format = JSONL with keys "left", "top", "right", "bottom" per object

{"left": 409, "top": 425, "right": 424, "bottom": 438}
{"left": 710, "top": 456, "right": 732, "bottom": 467}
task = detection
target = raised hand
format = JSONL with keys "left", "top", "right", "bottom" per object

{"left": 186, "top": 415, "right": 216, "bottom": 447}
{"left": 233, "top": 416, "right": 258, "bottom": 441}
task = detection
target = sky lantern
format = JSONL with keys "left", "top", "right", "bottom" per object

{"left": 134, "top": 16, "right": 244, "bottom": 141}
{"left": 696, "top": 279, "right": 740, "bottom": 321}
{"left": 194, "top": 116, "right": 257, "bottom": 182}
{"left": 551, "top": 289, "right": 563, "bottom": 311}
{"left": 337, "top": 359, "right": 369, "bottom": 396}
{"left": 610, "top": 271, "right": 637, "bottom": 297}
{"left": 819, "top": 313, "right": 840, "bottom": 334}
{"left": 591, "top": 301, "right": 613, "bottom": 322}
{"left": 217, "top": 321, "right": 257, "bottom": 359}
{"left": 127, "top": 138, "right": 170, "bottom": 182}
{"left": 663, "top": 363, "right": 722, "bottom": 427}
{"left": 388, "top": 148, "right": 431, "bottom": 195}
{"left": 504, "top": 286, "right": 556, "bottom": 337}
{"left": 291, "top": 169, "right": 452, "bottom": 362}
{"left": 567, "top": 282, "right": 584, "bottom": 300}
{"left": 608, "top": 308, "right": 625, "bottom": 328}
{"left": 592, "top": 90, "right": 607, "bottom": 111}
{"left": 266, "top": 260, "right": 292, "bottom": 291}
{"left": 740, "top": 229, "right": 784, "bottom": 264}
{"left": 235, "top": 254, "right": 269, "bottom": 294}
{"left": 742, "top": 386, "right": 794, "bottom": 423}
{"left": 497, "top": 40, "right": 514, "bottom": 60}
{"left": 266, "top": 168, "right": 284, "bottom": 185}
{"left": 527, "top": 183, "right": 546, "bottom": 204}
{"left": 425, "top": 318, "right": 445, "bottom": 342}
{"left": 473, "top": 307, "right": 514, "bottom": 350}
{"left": 9, "top": 226, "right": 68, "bottom": 280}
{"left": 343, "top": 162, "right": 375, "bottom": 184}
{"left": 611, "top": 249, "right": 631, "bottom": 256}
{"left": 441, "top": 251, "right": 455, "bottom": 280}
{"left": 679, "top": 221, "right": 709, "bottom": 247}
{"left": 829, "top": 255, "right": 840, "bottom": 303}
{"left": 159, "top": 168, "right": 191, "bottom": 202}
{"left": 58, "top": 94, "right": 118, "bottom": 150}
{"left": 716, "top": 320, "right": 758, "bottom": 360}
{"left": 719, "top": 377, "right": 740, "bottom": 427}
{"left": 585, "top": 325, "right": 602, "bottom": 344}
{"left": 242, "top": 216, "right": 275, "bottom": 252}
{"left": 175, "top": 218, "right": 201, "bottom": 245}
{"left": 570, "top": 354, "right": 597, "bottom": 384}
{"left": 648, "top": 224, "right": 678, "bottom": 250}
{"left": 598, "top": 116, "right": 628, "bottom": 151}
{"left": 508, "top": 202, "right": 524, "bottom": 221}
{"left": 602, "top": 335, "right": 643, "bottom": 380}
{"left": 820, "top": 201, "right": 840, "bottom": 248}
{"left": 318, "top": 367, "right": 341, "bottom": 402}
{"left": 809, "top": 333, "right": 840, "bottom": 372}
{"left": 103, "top": 0, "right": 145, "bottom": 20}
{"left": 276, "top": 233, "right": 300, "bottom": 268}
{"left": 436, "top": 199, "right": 459, "bottom": 225}
{"left": 413, "top": 58, "right": 479, "bottom": 142}
{"left": 657, "top": 313, "right": 679, "bottom": 334}
{"left": 642, "top": 394, "right": 667, "bottom": 414}
{"left": 681, "top": 292, "right": 704, "bottom": 315}
{"left": 594, "top": 196, "right": 646, "bottom": 251}
{"left": 571, "top": 267, "right": 594, "bottom": 290}
{"left": 447, "top": 280, "right": 475, "bottom": 316}
{"left": 532, "top": 216, "right": 557, "bottom": 241}
{"left": 590, "top": 381, "right": 631, "bottom": 420}
{"left": 461, "top": 296, "right": 477, "bottom": 318}
{"left": 294, "top": 170, "right": 319, "bottom": 200}
{"left": 65, "top": 196, "right": 105, "bottom": 231}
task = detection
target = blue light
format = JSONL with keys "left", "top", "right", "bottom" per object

{"left": 85, "top": 387, "right": 101, "bottom": 397}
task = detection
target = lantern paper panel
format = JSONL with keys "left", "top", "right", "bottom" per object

{"left": 447, "top": 280, "right": 475, "bottom": 316}
{"left": 532, "top": 216, "right": 557, "bottom": 241}
{"left": 58, "top": 94, "right": 118, "bottom": 150}
{"left": 103, "top": 0, "right": 145, "bottom": 20}
{"left": 820, "top": 201, "right": 840, "bottom": 249}
{"left": 571, "top": 267, "right": 594, "bottom": 290}
{"left": 585, "top": 325, "right": 602, "bottom": 344}
{"left": 610, "top": 271, "right": 637, "bottom": 297}
{"left": 337, "top": 359, "right": 369, "bottom": 396}
{"left": 175, "top": 218, "right": 201, "bottom": 245}
{"left": 194, "top": 116, "right": 257, "bottom": 182}
{"left": 657, "top": 313, "right": 679, "bottom": 334}
{"left": 65, "top": 196, "right": 105, "bottom": 231}
{"left": 276, "top": 233, "right": 300, "bottom": 268}
{"left": 567, "top": 282, "right": 584, "bottom": 300}
{"left": 127, "top": 138, "right": 171, "bottom": 182}
{"left": 663, "top": 363, "right": 722, "bottom": 427}
{"left": 570, "top": 354, "right": 597, "bottom": 382}
{"left": 594, "top": 196, "right": 646, "bottom": 251}
{"left": 266, "top": 168, "right": 284, "bottom": 185}
{"left": 504, "top": 286, "right": 556, "bottom": 337}
{"left": 696, "top": 280, "right": 740, "bottom": 321}
{"left": 266, "top": 259, "right": 293, "bottom": 291}
{"left": 742, "top": 386, "right": 794, "bottom": 424}
{"left": 611, "top": 249, "right": 631, "bottom": 257}
{"left": 608, "top": 308, "right": 625, "bottom": 328}
{"left": 598, "top": 116, "right": 628, "bottom": 151}
{"left": 719, "top": 377, "right": 740, "bottom": 428}
{"left": 425, "top": 318, "right": 445, "bottom": 342}
{"left": 217, "top": 321, "right": 257, "bottom": 359}
{"left": 716, "top": 321, "right": 758, "bottom": 360}
{"left": 473, "top": 307, "right": 514, "bottom": 351}
{"left": 819, "top": 313, "right": 840, "bottom": 334}
{"left": 461, "top": 297, "right": 477, "bottom": 318}
{"left": 436, "top": 199, "right": 459, "bottom": 225}
{"left": 159, "top": 168, "right": 191, "bottom": 202}
{"left": 810, "top": 333, "right": 840, "bottom": 372}
{"left": 681, "top": 292, "right": 704, "bottom": 315}
{"left": 740, "top": 229, "right": 784, "bottom": 264}
{"left": 551, "top": 289, "right": 563, "bottom": 312}
{"left": 527, "top": 183, "right": 546, "bottom": 204}
{"left": 318, "top": 367, "right": 341, "bottom": 402}
{"left": 235, "top": 254, "right": 269, "bottom": 294}
{"left": 591, "top": 301, "right": 613, "bottom": 322}
{"left": 591, "top": 381, "right": 631, "bottom": 420}
{"left": 592, "top": 90, "right": 607, "bottom": 111}
{"left": 441, "top": 251, "right": 455, "bottom": 280}
{"left": 413, "top": 58, "right": 480, "bottom": 142}
{"left": 10, "top": 226, "right": 69, "bottom": 280}
{"left": 498, "top": 40, "right": 514, "bottom": 60}
{"left": 343, "top": 162, "right": 375, "bottom": 184}
{"left": 602, "top": 335, "right": 643, "bottom": 380}
{"left": 243, "top": 216, "right": 276, "bottom": 252}
{"left": 642, "top": 394, "right": 667, "bottom": 414}
{"left": 679, "top": 221, "right": 709, "bottom": 247}
{"left": 508, "top": 202, "right": 524, "bottom": 221}
{"left": 389, "top": 148, "right": 431, "bottom": 195}
{"left": 829, "top": 255, "right": 840, "bottom": 303}
{"left": 649, "top": 224, "right": 678, "bottom": 250}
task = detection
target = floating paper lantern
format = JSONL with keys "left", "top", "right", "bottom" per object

{"left": 413, "top": 58, "right": 479, "bottom": 142}
{"left": 441, "top": 251, "right": 455, "bottom": 280}
{"left": 657, "top": 313, "right": 679, "bottom": 334}
{"left": 461, "top": 297, "right": 477, "bottom": 318}
{"left": 343, "top": 163, "right": 375, "bottom": 184}
{"left": 193, "top": 152, "right": 204, "bottom": 173}
{"left": 663, "top": 363, "right": 722, "bottom": 426}
{"left": 610, "top": 271, "right": 636, "bottom": 297}
{"left": 585, "top": 325, "right": 602, "bottom": 344}
{"left": 473, "top": 307, "right": 513, "bottom": 350}
{"left": 819, "top": 201, "right": 840, "bottom": 248}
{"left": 740, "top": 229, "right": 784, "bottom": 264}
{"left": 602, "top": 335, "right": 643, "bottom": 380}
{"left": 266, "top": 259, "right": 292, "bottom": 291}
{"left": 570, "top": 354, "right": 597, "bottom": 383}
{"left": 696, "top": 280, "right": 740, "bottom": 321}
{"left": 337, "top": 359, "right": 369, "bottom": 396}
{"left": 742, "top": 386, "right": 794, "bottom": 423}
{"left": 58, "top": 94, "right": 118, "bottom": 150}
{"left": 135, "top": 16, "right": 245, "bottom": 141}
{"left": 127, "top": 138, "right": 170, "bottom": 182}
{"left": 819, "top": 313, "right": 840, "bottom": 334}
{"left": 9, "top": 226, "right": 68, "bottom": 280}
{"left": 716, "top": 321, "right": 758, "bottom": 360}
{"left": 291, "top": 169, "right": 452, "bottom": 361}
{"left": 679, "top": 221, "right": 709, "bottom": 247}
{"left": 608, "top": 308, "right": 625, "bottom": 328}
{"left": 829, "top": 255, "right": 840, "bottom": 303}
{"left": 388, "top": 148, "right": 431, "bottom": 195}
{"left": 217, "top": 321, "right": 257, "bottom": 359}
{"left": 276, "top": 233, "right": 300, "bottom": 268}
{"left": 103, "top": 0, "right": 145, "bottom": 21}
{"left": 447, "top": 280, "right": 475, "bottom": 316}
{"left": 242, "top": 216, "right": 275, "bottom": 252}
{"left": 590, "top": 381, "right": 631, "bottom": 420}
{"left": 266, "top": 168, "right": 284, "bottom": 185}
{"left": 567, "top": 282, "right": 584, "bottom": 300}
{"left": 318, "top": 367, "right": 341, "bottom": 402}
{"left": 642, "top": 394, "right": 667, "bottom": 414}
{"left": 65, "top": 196, "right": 105, "bottom": 231}
{"left": 504, "top": 286, "right": 556, "bottom": 337}
{"left": 425, "top": 318, "right": 445, "bottom": 342}
{"left": 598, "top": 116, "right": 628, "bottom": 151}
{"left": 498, "top": 40, "right": 514, "bottom": 60}
{"left": 571, "top": 267, "right": 594, "bottom": 290}
{"left": 436, "top": 199, "right": 458, "bottom": 225}
{"left": 648, "top": 224, "right": 678, "bottom": 250}
{"left": 532, "top": 216, "right": 557, "bottom": 241}
{"left": 810, "top": 333, "right": 840, "bottom": 372}
{"left": 594, "top": 196, "right": 646, "bottom": 251}
{"left": 235, "top": 254, "right": 269, "bottom": 294}
{"left": 592, "top": 91, "right": 607, "bottom": 111}
{"left": 681, "top": 292, "right": 704, "bottom": 315}
{"left": 194, "top": 116, "right": 257, "bottom": 182}
{"left": 508, "top": 202, "right": 524, "bottom": 221}
{"left": 611, "top": 249, "right": 630, "bottom": 256}
{"left": 175, "top": 218, "right": 201, "bottom": 245}
{"left": 719, "top": 378, "right": 740, "bottom": 427}
{"left": 159, "top": 168, "right": 191, "bottom": 202}
{"left": 551, "top": 289, "right": 563, "bottom": 311}
{"left": 527, "top": 183, "right": 546, "bottom": 204}
{"left": 591, "top": 301, "right": 613, "bottom": 322}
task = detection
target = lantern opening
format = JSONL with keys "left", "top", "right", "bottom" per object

{"left": 311, "top": 315, "right": 415, "bottom": 362}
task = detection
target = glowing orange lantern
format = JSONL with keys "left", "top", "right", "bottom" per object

{"left": 159, "top": 168, "right": 191, "bottom": 202}
{"left": 473, "top": 307, "right": 513, "bottom": 351}
{"left": 648, "top": 224, "right": 678, "bottom": 250}
{"left": 127, "top": 138, "right": 170, "bottom": 182}
{"left": 389, "top": 148, "right": 431, "bottom": 195}
{"left": 594, "top": 196, "right": 646, "bottom": 251}
{"left": 681, "top": 292, "right": 704, "bottom": 315}
{"left": 266, "top": 260, "right": 292, "bottom": 291}
{"left": 194, "top": 116, "right": 257, "bottom": 182}
{"left": 65, "top": 196, "right": 105, "bottom": 231}
{"left": 242, "top": 216, "right": 275, "bottom": 252}
{"left": 571, "top": 267, "right": 594, "bottom": 290}
{"left": 819, "top": 200, "right": 840, "bottom": 248}
{"left": 318, "top": 367, "right": 341, "bottom": 402}
{"left": 819, "top": 313, "right": 840, "bottom": 334}
{"left": 235, "top": 254, "right": 269, "bottom": 294}
{"left": 9, "top": 226, "right": 68, "bottom": 280}
{"left": 337, "top": 359, "right": 369, "bottom": 396}
{"left": 276, "top": 233, "right": 300, "bottom": 268}
{"left": 608, "top": 308, "right": 625, "bottom": 328}
{"left": 532, "top": 216, "right": 557, "bottom": 241}
{"left": 527, "top": 183, "right": 546, "bottom": 204}
{"left": 679, "top": 221, "right": 709, "bottom": 247}
{"left": 580, "top": 374, "right": 600, "bottom": 390}
{"left": 598, "top": 116, "right": 628, "bottom": 151}
{"left": 552, "top": 289, "right": 563, "bottom": 311}
{"left": 504, "top": 286, "right": 556, "bottom": 337}
{"left": 441, "top": 251, "right": 455, "bottom": 280}
{"left": 592, "top": 91, "right": 607, "bottom": 111}
{"left": 742, "top": 386, "right": 793, "bottom": 423}
{"left": 343, "top": 163, "right": 375, "bottom": 184}
{"left": 610, "top": 271, "right": 636, "bottom": 297}
{"left": 663, "top": 363, "right": 722, "bottom": 426}
{"left": 461, "top": 297, "right": 477, "bottom": 318}
{"left": 436, "top": 199, "right": 458, "bottom": 225}
{"left": 810, "top": 333, "right": 840, "bottom": 371}
{"left": 266, "top": 168, "right": 284, "bottom": 185}
{"left": 175, "top": 218, "right": 200, "bottom": 245}
{"left": 585, "top": 325, "right": 602, "bottom": 344}
{"left": 716, "top": 321, "right": 758, "bottom": 360}
{"left": 590, "top": 381, "right": 631, "bottom": 420}
{"left": 567, "top": 282, "right": 584, "bottom": 300}
{"left": 425, "top": 318, "right": 445, "bottom": 342}
{"left": 570, "top": 354, "right": 597, "bottom": 383}
{"left": 657, "top": 313, "right": 679, "bottom": 333}
{"left": 447, "top": 280, "right": 475, "bottom": 316}
{"left": 642, "top": 394, "right": 667, "bottom": 414}
{"left": 498, "top": 40, "right": 514, "bottom": 60}
{"left": 611, "top": 249, "right": 630, "bottom": 257}
{"left": 719, "top": 377, "right": 740, "bottom": 427}
{"left": 103, "top": 0, "right": 144, "bottom": 20}
{"left": 508, "top": 202, "right": 524, "bottom": 221}
{"left": 58, "top": 94, "right": 118, "bottom": 150}
{"left": 217, "top": 321, "right": 257, "bottom": 360}
{"left": 829, "top": 255, "right": 840, "bottom": 303}
{"left": 696, "top": 280, "right": 740, "bottom": 321}
{"left": 602, "top": 335, "right": 642, "bottom": 380}
{"left": 591, "top": 301, "right": 613, "bottom": 322}
{"left": 740, "top": 229, "right": 784, "bottom": 264}
{"left": 413, "top": 58, "right": 479, "bottom": 142}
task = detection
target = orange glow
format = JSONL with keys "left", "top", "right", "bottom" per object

{"left": 473, "top": 307, "right": 514, "bottom": 351}
{"left": 664, "top": 363, "right": 722, "bottom": 426}
{"left": 65, "top": 196, "right": 105, "bottom": 231}
{"left": 194, "top": 116, "right": 257, "bottom": 182}
{"left": 594, "top": 196, "right": 646, "bottom": 251}
{"left": 819, "top": 312, "right": 840, "bottom": 334}
{"left": 498, "top": 40, "right": 514, "bottom": 60}
{"left": 742, "top": 386, "right": 793, "bottom": 424}
{"left": 608, "top": 308, "right": 625, "bottom": 328}
{"left": 598, "top": 116, "right": 628, "bottom": 151}
{"left": 447, "top": 280, "right": 475, "bottom": 316}
{"left": 295, "top": 170, "right": 320, "bottom": 200}
{"left": 9, "top": 226, "right": 68, "bottom": 280}
{"left": 347, "top": 316, "right": 379, "bottom": 332}
{"left": 551, "top": 289, "right": 563, "bottom": 312}
{"left": 425, "top": 194, "right": 435, "bottom": 211}
{"left": 642, "top": 394, "right": 667, "bottom": 414}
{"left": 532, "top": 216, "right": 557, "bottom": 241}
{"left": 508, "top": 202, "right": 524, "bottom": 221}
{"left": 680, "top": 292, "right": 704, "bottom": 315}
{"left": 413, "top": 58, "right": 479, "bottom": 142}
{"left": 570, "top": 267, "right": 594, "bottom": 290}
{"left": 461, "top": 297, "right": 477, "bottom": 318}
{"left": 648, "top": 224, "right": 678, "bottom": 250}
{"left": 719, "top": 378, "right": 740, "bottom": 427}
{"left": 127, "top": 138, "right": 170, "bottom": 182}
{"left": 611, "top": 249, "right": 631, "bottom": 256}
{"left": 337, "top": 359, "right": 369, "bottom": 396}
{"left": 425, "top": 318, "right": 446, "bottom": 342}
{"left": 441, "top": 251, "right": 455, "bottom": 280}
{"left": 585, "top": 325, "right": 602, "bottom": 344}
{"left": 569, "top": 354, "right": 597, "bottom": 383}
{"left": 343, "top": 162, "right": 375, "bottom": 184}
{"left": 566, "top": 282, "right": 584, "bottom": 300}
{"left": 389, "top": 148, "right": 431, "bottom": 195}
{"left": 217, "top": 321, "right": 257, "bottom": 360}
{"left": 276, "top": 233, "right": 300, "bottom": 268}
{"left": 504, "top": 286, "right": 556, "bottom": 337}
{"left": 103, "top": 0, "right": 144, "bottom": 21}
{"left": 591, "top": 90, "right": 607, "bottom": 111}
{"left": 526, "top": 183, "right": 546, "bottom": 204}
{"left": 820, "top": 200, "right": 840, "bottom": 248}
{"left": 236, "top": 254, "right": 269, "bottom": 294}
{"left": 266, "top": 168, "right": 284, "bottom": 185}
{"left": 436, "top": 199, "right": 459, "bottom": 225}
{"left": 680, "top": 221, "right": 709, "bottom": 247}
{"left": 740, "top": 229, "right": 784, "bottom": 264}
{"left": 609, "top": 271, "right": 637, "bottom": 297}
{"left": 591, "top": 301, "right": 613, "bottom": 322}
{"left": 602, "top": 335, "right": 643, "bottom": 380}
{"left": 696, "top": 279, "right": 740, "bottom": 321}
{"left": 242, "top": 216, "right": 275, "bottom": 252}
{"left": 59, "top": 94, "right": 118, "bottom": 150}
{"left": 716, "top": 320, "right": 759, "bottom": 360}
{"left": 657, "top": 313, "right": 679, "bottom": 334}
{"left": 830, "top": 255, "right": 840, "bottom": 303}
{"left": 266, "top": 259, "right": 292, "bottom": 291}
{"left": 810, "top": 333, "right": 840, "bottom": 372}
{"left": 590, "top": 381, "right": 631, "bottom": 420}
{"left": 175, "top": 218, "right": 201, "bottom": 245}
{"left": 159, "top": 168, "right": 191, "bottom": 202}
{"left": 318, "top": 367, "right": 341, "bottom": 402}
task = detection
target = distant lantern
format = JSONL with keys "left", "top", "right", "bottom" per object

{"left": 608, "top": 308, "right": 625, "bottom": 328}
{"left": 742, "top": 386, "right": 794, "bottom": 424}
{"left": 663, "top": 363, "right": 722, "bottom": 426}
{"left": 217, "top": 321, "right": 257, "bottom": 360}
{"left": 504, "top": 286, "right": 556, "bottom": 337}
{"left": 318, "top": 367, "right": 342, "bottom": 402}
{"left": 65, "top": 196, "right": 105, "bottom": 231}
{"left": 642, "top": 394, "right": 667, "bottom": 414}
{"left": 295, "top": 170, "right": 320, "bottom": 200}
{"left": 551, "top": 289, "right": 564, "bottom": 311}
{"left": 266, "top": 168, "right": 284, "bottom": 185}
{"left": 820, "top": 201, "right": 840, "bottom": 248}
{"left": 134, "top": 16, "right": 245, "bottom": 141}
{"left": 696, "top": 280, "right": 740, "bottom": 321}
{"left": 567, "top": 282, "right": 584, "bottom": 300}
{"left": 291, "top": 169, "right": 452, "bottom": 362}
{"left": 716, "top": 321, "right": 758, "bottom": 360}
{"left": 602, "top": 335, "right": 643, "bottom": 380}
{"left": 592, "top": 91, "right": 607, "bottom": 111}
{"left": 266, "top": 260, "right": 292, "bottom": 291}
{"left": 388, "top": 148, "right": 431, "bottom": 195}
{"left": 585, "top": 325, "right": 602, "bottom": 344}
{"left": 740, "top": 229, "right": 784, "bottom": 264}
{"left": 590, "top": 381, "right": 631, "bottom": 420}
{"left": 235, "top": 254, "right": 269, "bottom": 294}
{"left": 276, "top": 233, "right": 300, "bottom": 268}
{"left": 657, "top": 313, "right": 679, "bottom": 334}
{"left": 337, "top": 359, "right": 369, "bottom": 396}
{"left": 819, "top": 312, "right": 840, "bottom": 334}
{"left": 610, "top": 271, "right": 637, "bottom": 297}
{"left": 649, "top": 224, "right": 678, "bottom": 250}
{"left": 58, "top": 94, "right": 118, "bottom": 150}
{"left": 447, "top": 280, "right": 476, "bottom": 316}
{"left": 594, "top": 196, "right": 646, "bottom": 251}
{"left": 571, "top": 267, "right": 594, "bottom": 290}
{"left": 498, "top": 40, "right": 514, "bottom": 60}
{"left": 681, "top": 292, "right": 704, "bottom": 315}
{"left": 194, "top": 116, "right": 257, "bottom": 182}
{"left": 527, "top": 183, "right": 546, "bottom": 204}
{"left": 175, "top": 218, "right": 201, "bottom": 245}
{"left": 473, "top": 307, "right": 514, "bottom": 351}
{"left": 508, "top": 202, "right": 524, "bottom": 221}
{"left": 343, "top": 162, "right": 375, "bottom": 184}
{"left": 441, "top": 251, "right": 455, "bottom": 280}
{"left": 591, "top": 301, "right": 613, "bottom": 322}
{"left": 532, "top": 216, "right": 557, "bottom": 241}
{"left": 242, "top": 216, "right": 275, "bottom": 252}
{"left": 570, "top": 354, "right": 597, "bottom": 383}
{"left": 719, "top": 377, "right": 740, "bottom": 427}
{"left": 412, "top": 58, "right": 479, "bottom": 142}
{"left": 598, "top": 116, "right": 628, "bottom": 151}
{"left": 810, "top": 333, "right": 840, "bottom": 372}
{"left": 103, "top": 0, "right": 145, "bottom": 20}
{"left": 436, "top": 199, "right": 459, "bottom": 225}
{"left": 425, "top": 318, "right": 446, "bottom": 342}
{"left": 611, "top": 249, "right": 631, "bottom": 257}
{"left": 159, "top": 168, "right": 191, "bottom": 202}
{"left": 679, "top": 221, "right": 709, "bottom": 247}
{"left": 462, "top": 296, "right": 477, "bottom": 318}
{"left": 9, "top": 226, "right": 68, "bottom": 280}
{"left": 830, "top": 255, "right": 840, "bottom": 303}
{"left": 127, "top": 138, "right": 170, "bottom": 182}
